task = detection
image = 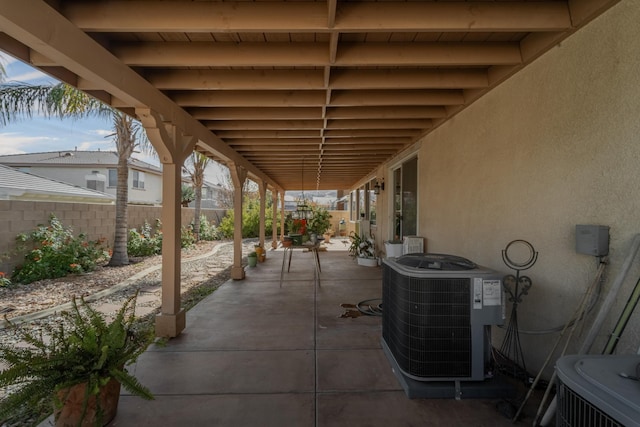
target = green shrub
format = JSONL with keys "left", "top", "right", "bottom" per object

{"left": 0, "top": 272, "right": 12, "bottom": 288}
{"left": 12, "top": 215, "right": 109, "bottom": 284}
{"left": 218, "top": 199, "right": 280, "bottom": 238}
{"left": 193, "top": 215, "right": 223, "bottom": 241}
{"left": 181, "top": 225, "right": 196, "bottom": 249}
{"left": 181, "top": 185, "right": 194, "bottom": 206}
{"left": 127, "top": 219, "right": 195, "bottom": 257}
{"left": 127, "top": 220, "right": 162, "bottom": 257}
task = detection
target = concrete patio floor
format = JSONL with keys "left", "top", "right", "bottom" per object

{"left": 110, "top": 241, "right": 540, "bottom": 426}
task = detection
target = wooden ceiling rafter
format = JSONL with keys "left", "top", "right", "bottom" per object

{"left": 0, "top": 0, "right": 619, "bottom": 190}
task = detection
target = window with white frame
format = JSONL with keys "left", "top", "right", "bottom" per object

{"left": 132, "top": 170, "right": 145, "bottom": 189}
{"left": 359, "top": 185, "right": 366, "bottom": 219}
{"left": 108, "top": 169, "right": 117, "bottom": 187}
{"left": 369, "top": 179, "right": 377, "bottom": 226}
{"left": 350, "top": 190, "right": 357, "bottom": 221}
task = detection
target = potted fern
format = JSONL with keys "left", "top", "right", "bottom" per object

{"left": 0, "top": 292, "right": 154, "bottom": 426}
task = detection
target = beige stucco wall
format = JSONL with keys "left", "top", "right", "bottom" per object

{"left": 22, "top": 166, "right": 163, "bottom": 205}
{"left": 374, "top": 0, "right": 640, "bottom": 377}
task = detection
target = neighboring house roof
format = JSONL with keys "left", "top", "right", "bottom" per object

{"left": 0, "top": 164, "right": 115, "bottom": 203}
{"left": 312, "top": 196, "right": 337, "bottom": 207}
{"left": 0, "top": 150, "right": 161, "bottom": 174}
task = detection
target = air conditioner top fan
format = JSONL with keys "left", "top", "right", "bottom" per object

{"left": 395, "top": 253, "right": 477, "bottom": 270}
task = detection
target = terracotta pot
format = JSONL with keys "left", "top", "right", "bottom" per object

{"left": 55, "top": 378, "right": 121, "bottom": 427}
{"left": 254, "top": 246, "right": 266, "bottom": 262}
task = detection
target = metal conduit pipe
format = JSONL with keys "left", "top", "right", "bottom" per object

{"left": 538, "top": 233, "right": 640, "bottom": 426}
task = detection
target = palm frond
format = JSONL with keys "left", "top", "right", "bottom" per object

{"left": 0, "top": 82, "right": 112, "bottom": 126}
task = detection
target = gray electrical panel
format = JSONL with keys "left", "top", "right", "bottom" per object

{"left": 576, "top": 225, "right": 609, "bottom": 256}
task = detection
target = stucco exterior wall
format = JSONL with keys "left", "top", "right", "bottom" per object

{"left": 21, "top": 166, "right": 163, "bottom": 205}
{"left": 391, "top": 1, "right": 640, "bottom": 376}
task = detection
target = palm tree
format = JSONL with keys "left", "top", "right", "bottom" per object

{"left": 184, "top": 152, "right": 211, "bottom": 241}
{"left": 108, "top": 112, "right": 144, "bottom": 265}
{"left": 0, "top": 82, "right": 152, "bottom": 266}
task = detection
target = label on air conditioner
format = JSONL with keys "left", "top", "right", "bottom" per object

{"left": 482, "top": 280, "right": 502, "bottom": 306}
{"left": 473, "top": 278, "right": 483, "bottom": 309}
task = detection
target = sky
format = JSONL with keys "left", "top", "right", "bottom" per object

{"left": 0, "top": 52, "right": 225, "bottom": 183}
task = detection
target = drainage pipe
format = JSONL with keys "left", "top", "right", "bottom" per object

{"left": 538, "top": 233, "right": 640, "bottom": 426}
{"left": 602, "top": 275, "right": 640, "bottom": 354}
{"left": 513, "top": 259, "right": 607, "bottom": 423}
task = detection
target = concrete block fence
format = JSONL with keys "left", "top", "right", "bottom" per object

{"left": 0, "top": 200, "right": 226, "bottom": 278}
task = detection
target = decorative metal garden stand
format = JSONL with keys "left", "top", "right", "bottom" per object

{"left": 499, "top": 239, "right": 538, "bottom": 382}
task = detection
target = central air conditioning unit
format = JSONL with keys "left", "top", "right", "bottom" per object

{"left": 382, "top": 254, "right": 504, "bottom": 395}
{"left": 556, "top": 354, "right": 640, "bottom": 427}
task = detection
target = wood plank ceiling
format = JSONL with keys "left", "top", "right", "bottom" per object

{"left": 0, "top": 0, "right": 618, "bottom": 191}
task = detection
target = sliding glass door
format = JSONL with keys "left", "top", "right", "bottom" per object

{"left": 393, "top": 156, "right": 417, "bottom": 240}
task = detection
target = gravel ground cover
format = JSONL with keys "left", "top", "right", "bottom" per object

{"left": 0, "top": 238, "right": 260, "bottom": 347}
{"left": 0, "top": 238, "right": 262, "bottom": 424}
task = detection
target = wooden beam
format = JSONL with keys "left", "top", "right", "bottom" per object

{"left": 205, "top": 120, "right": 324, "bottom": 130}
{"left": 146, "top": 69, "right": 325, "bottom": 90}
{"left": 172, "top": 90, "right": 326, "bottom": 107}
{"left": 330, "top": 90, "right": 464, "bottom": 106}
{"left": 216, "top": 130, "right": 321, "bottom": 139}
{"left": 63, "top": 1, "right": 570, "bottom": 33}
{"left": 330, "top": 69, "right": 489, "bottom": 89}
{"left": 335, "top": 2, "right": 571, "bottom": 32}
{"left": 326, "top": 106, "right": 446, "bottom": 119}
{"left": 109, "top": 41, "right": 521, "bottom": 68}
{"left": 188, "top": 107, "right": 323, "bottom": 120}
{"left": 326, "top": 119, "right": 432, "bottom": 130}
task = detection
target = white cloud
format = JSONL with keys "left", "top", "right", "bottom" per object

{"left": 8, "top": 70, "right": 53, "bottom": 84}
{"left": 77, "top": 142, "right": 94, "bottom": 151}
{"left": 0, "top": 52, "right": 18, "bottom": 66}
{"left": 89, "top": 129, "right": 113, "bottom": 137}
{"left": 0, "top": 146, "right": 26, "bottom": 155}
{"left": 132, "top": 152, "right": 160, "bottom": 167}
{"left": 0, "top": 132, "right": 58, "bottom": 154}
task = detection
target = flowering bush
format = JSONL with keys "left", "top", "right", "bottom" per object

{"left": 292, "top": 219, "right": 307, "bottom": 235}
{"left": 12, "top": 215, "right": 109, "bottom": 284}
{"left": 348, "top": 231, "right": 376, "bottom": 259}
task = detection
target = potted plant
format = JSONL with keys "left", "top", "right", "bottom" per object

{"left": 323, "top": 228, "right": 334, "bottom": 243}
{"left": 247, "top": 251, "right": 258, "bottom": 267}
{"left": 348, "top": 231, "right": 377, "bottom": 267}
{"left": 181, "top": 185, "right": 195, "bottom": 207}
{"left": 307, "top": 207, "right": 332, "bottom": 243}
{"left": 254, "top": 245, "right": 266, "bottom": 262}
{"left": 0, "top": 292, "right": 153, "bottom": 426}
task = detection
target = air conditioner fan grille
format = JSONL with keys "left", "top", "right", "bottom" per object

{"left": 382, "top": 267, "right": 471, "bottom": 378}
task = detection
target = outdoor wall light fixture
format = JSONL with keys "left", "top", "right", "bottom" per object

{"left": 373, "top": 179, "right": 385, "bottom": 195}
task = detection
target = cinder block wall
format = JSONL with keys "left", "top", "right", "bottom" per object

{"left": 0, "top": 200, "right": 226, "bottom": 277}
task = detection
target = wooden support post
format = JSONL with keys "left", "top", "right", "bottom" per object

{"left": 258, "top": 180, "right": 266, "bottom": 249}
{"left": 271, "top": 190, "right": 279, "bottom": 249}
{"left": 137, "top": 108, "right": 195, "bottom": 338}
{"left": 280, "top": 193, "right": 286, "bottom": 242}
{"left": 229, "top": 162, "right": 247, "bottom": 280}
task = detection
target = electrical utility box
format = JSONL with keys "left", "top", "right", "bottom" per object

{"left": 575, "top": 225, "right": 610, "bottom": 257}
